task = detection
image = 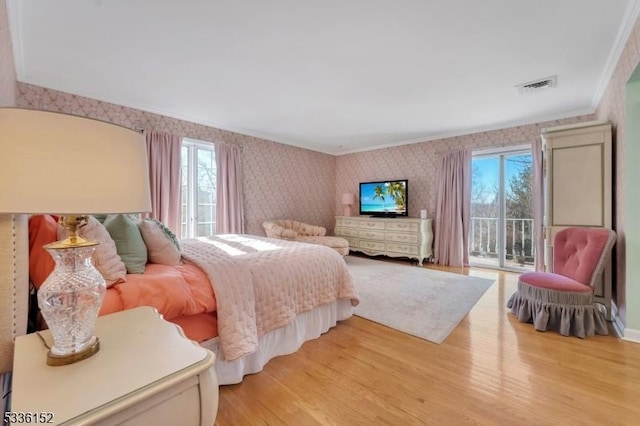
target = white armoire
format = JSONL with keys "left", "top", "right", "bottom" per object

{"left": 541, "top": 121, "right": 613, "bottom": 319}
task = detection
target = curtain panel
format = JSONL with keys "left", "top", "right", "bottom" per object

{"left": 433, "top": 149, "right": 472, "bottom": 267}
{"left": 215, "top": 143, "right": 245, "bottom": 234}
{"left": 144, "top": 130, "right": 182, "bottom": 235}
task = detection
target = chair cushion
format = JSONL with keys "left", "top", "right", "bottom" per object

{"left": 519, "top": 271, "right": 592, "bottom": 293}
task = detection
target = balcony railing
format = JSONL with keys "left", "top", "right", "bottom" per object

{"left": 469, "top": 217, "right": 535, "bottom": 267}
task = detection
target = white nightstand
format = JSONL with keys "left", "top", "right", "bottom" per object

{"left": 10, "top": 307, "right": 218, "bottom": 425}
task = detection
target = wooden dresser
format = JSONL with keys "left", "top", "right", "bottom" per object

{"left": 335, "top": 216, "right": 433, "bottom": 265}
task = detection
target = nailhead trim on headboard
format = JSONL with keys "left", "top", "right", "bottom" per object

{"left": 0, "top": 214, "right": 29, "bottom": 374}
{"left": 11, "top": 216, "right": 17, "bottom": 342}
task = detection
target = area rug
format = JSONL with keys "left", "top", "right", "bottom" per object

{"left": 345, "top": 255, "right": 494, "bottom": 344}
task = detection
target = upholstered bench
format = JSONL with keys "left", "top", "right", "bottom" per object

{"left": 262, "top": 220, "right": 350, "bottom": 256}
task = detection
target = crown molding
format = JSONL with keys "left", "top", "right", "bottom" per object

{"left": 591, "top": 0, "right": 640, "bottom": 109}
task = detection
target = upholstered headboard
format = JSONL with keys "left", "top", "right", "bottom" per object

{"left": 0, "top": 214, "right": 29, "bottom": 373}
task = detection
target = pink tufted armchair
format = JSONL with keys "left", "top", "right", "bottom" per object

{"left": 507, "top": 227, "right": 616, "bottom": 338}
{"left": 262, "top": 220, "right": 349, "bottom": 256}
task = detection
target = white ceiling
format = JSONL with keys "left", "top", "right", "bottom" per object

{"left": 7, "top": 0, "right": 640, "bottom": 154}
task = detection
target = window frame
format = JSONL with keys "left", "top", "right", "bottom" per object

{"left": 181, "top": 138, "right": 217, "bottom": 238}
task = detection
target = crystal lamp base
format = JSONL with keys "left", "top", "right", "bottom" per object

{"left": 38, "top": 244, "right": 106, "bottom": 366}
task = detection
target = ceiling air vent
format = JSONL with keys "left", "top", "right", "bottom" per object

{"left": 515, "top": 75, "right": 557, "bottom": 94}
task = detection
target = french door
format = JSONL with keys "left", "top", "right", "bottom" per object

{"left": 469, "top": 147, "right": 534, "bottom": 270}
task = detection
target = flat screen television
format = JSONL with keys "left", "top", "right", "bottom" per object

{"left": 359, "top": 179, "right": 408, "bottom": 217}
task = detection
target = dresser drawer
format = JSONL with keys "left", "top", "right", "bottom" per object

{"left": 358, "top": 220, "right": 386, "bottom": 230}
{"left": 358, "top": 230, "right": 385, "bottom": 240}
{"left": 359, "top": 240, "right": 386, "bottom": 251}
{"left": 344, "top": 237, "right": 358, "bottom": 248}
{"left": 386, "top": 221, "right": 420, "bottom": 233}
{"left": 386, "top": 232, "right": 419, "bottom": 244}
{"left": 335, "top": 227, "right": 358, "bottom": 238}
{"left": 386, "top": 242, "right": 418, "bottom": 255}
{"left": 337, "top": 218, "right": 359, "bottom": 228}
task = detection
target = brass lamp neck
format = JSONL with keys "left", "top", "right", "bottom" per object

{"left": 44, "top": 215, "right": 98, "bottom": 249}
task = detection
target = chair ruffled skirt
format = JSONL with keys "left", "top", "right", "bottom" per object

{"left": 507, "top": 280, "right": 608, "bottom": 338}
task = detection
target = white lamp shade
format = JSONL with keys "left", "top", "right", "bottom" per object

{"left": 341, "top": 193, "right": 356, "bottom": 205}
{"left": 0, "top": 108, "right": 151, "bottom": 214}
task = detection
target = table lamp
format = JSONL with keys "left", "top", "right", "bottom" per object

{"left": 0, "top": 108, "right": 151, "bottom": 365}
{"left": 342, "top": 193, "right": 356, "bottom": 216}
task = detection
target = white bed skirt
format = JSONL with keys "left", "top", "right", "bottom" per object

{"left": 200, "top": 299, "right": 353, "bottom": 385}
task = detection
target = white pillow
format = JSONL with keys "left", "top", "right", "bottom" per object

{"left": 137, "top": 219, "right": 182, "bottom": 266}
{"left": 57, "top": 215, "right": 127, "bottom": 286}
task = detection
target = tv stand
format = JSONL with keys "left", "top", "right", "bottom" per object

{"left": 335, "top": 216, "right": 433, "bottom": 265}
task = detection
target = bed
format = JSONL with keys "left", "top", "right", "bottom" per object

{"left": 25, "top": 215, "right": 359, "bottom": 385}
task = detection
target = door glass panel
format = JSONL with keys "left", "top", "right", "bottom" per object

{"left": 470, "top": 156, "right": 500, "bottom": 269}
{"left": 181, "top": 139, "right": 217, "bottom": 238}
{"left": 470, "top": 150, "right": 535, "bottom": 271}
{"left": 195, "top": 147, "right": 216, "bottom": 237}
{"left": 505, "top": 153, "right": 534, "bottom": 269}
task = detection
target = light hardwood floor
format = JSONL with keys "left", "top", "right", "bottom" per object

{"left": 215, "top": 260, "right": 640, "bottom": 425}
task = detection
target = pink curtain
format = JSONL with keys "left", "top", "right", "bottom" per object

{"left": 532, "top": 137, "right": 545, "bottom": 271}
{"left": 145, "top": 131, "right": 182, "bottom": 235}
{"left": 433, "top": 149, "right": 472, "bottom": 267}
{"left": 215, "top": 143, "right": 245, "bottom": 234}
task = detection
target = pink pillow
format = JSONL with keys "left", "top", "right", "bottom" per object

{"left": 58, "top": 216, "right": 127, "bottom": 286}
{"left": 137, "top": 219, "right": 182, "bottom": 266}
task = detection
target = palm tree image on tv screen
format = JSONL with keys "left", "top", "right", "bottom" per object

{"left": 360, "top": 180, "right": 407, "bottom": 216}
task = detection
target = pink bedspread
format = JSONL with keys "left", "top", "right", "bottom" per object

{"left": 180, "top": 234, "right": 359, "bottom": 361}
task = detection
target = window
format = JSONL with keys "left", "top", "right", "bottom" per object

{"left": 181, "top": 138, "right": 216, "bottom": 238}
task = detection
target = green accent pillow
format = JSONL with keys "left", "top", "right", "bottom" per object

{"left": 105, "top": 214, "right": 147, "bottom": 274}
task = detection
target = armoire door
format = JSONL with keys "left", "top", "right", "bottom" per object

{"left": 542, "top": 121, "right": 612, "bottom": 318}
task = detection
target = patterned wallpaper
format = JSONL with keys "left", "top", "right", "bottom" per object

{"left": 594, "top": 13, "right": 640, "bottom": 325}
{"left": 16, "top": 83, "right": 336, "bottom": 236}
{"left": 0, "top": 0, "right": 16, "bottom": 106}
{"left": 336, "top": 116, "right": 594, "bottom": 220}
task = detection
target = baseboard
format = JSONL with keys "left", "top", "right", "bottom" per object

{"left": 611, "top": 301, "right": 640, "bottom": 343}
{"left": 622, "top": 328, "right": 640, "bottom": 343}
